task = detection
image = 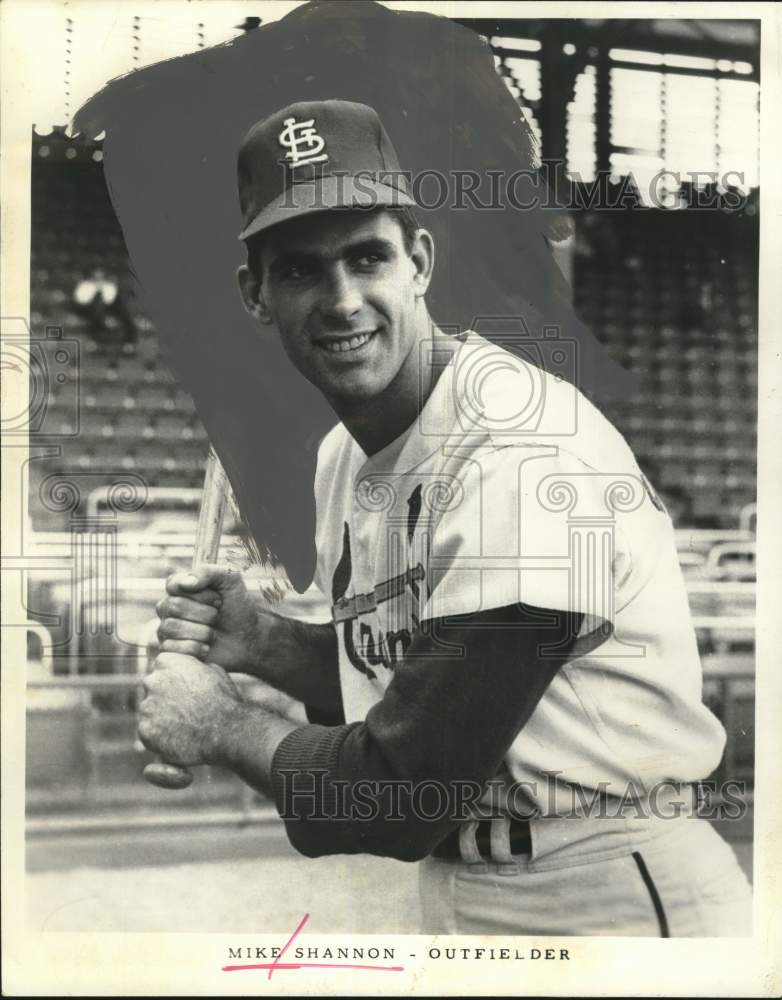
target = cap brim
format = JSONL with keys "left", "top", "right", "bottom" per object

{"left": 238, "top": 174, "right": 415, "bottom": 241}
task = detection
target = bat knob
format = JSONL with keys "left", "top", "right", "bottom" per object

{"left": 144, "top": 759, "right": 194, "bottom": 790}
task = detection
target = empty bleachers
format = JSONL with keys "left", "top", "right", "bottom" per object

{"left": 30, "top": 132, "right": 209, "bottom": 532}
{"left": 573, "top": 192, "right": 758, "bottom": 527}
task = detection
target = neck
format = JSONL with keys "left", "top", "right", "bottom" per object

{"left": 330, "top": 312, "right": 460, "bottom": 457}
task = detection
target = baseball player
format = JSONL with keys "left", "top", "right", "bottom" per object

{"left": 141, "top": 99, "right": 752, "bottom": 936}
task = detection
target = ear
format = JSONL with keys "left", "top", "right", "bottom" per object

{"left": 236, "top": 264, "right": 273, "bottom": 325}
{"left": 409, "top": 228, "right": 435, "bottom": 298}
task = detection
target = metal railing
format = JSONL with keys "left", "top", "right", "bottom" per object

{"left": 25, "top": 619, "right": 755, "bottom": 837}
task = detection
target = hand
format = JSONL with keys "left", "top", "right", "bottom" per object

{"left": 137, "top": 651, "right": 244, "bottom": 767}
{"left": 156, "top": 564, "right": 263, "bottom": 675}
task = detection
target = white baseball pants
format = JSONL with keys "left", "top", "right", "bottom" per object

{"left": 419, "top": 815, "right": 752, "bottom": 937}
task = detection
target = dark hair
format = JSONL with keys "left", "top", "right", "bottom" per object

{"left": 245, "top": 205, "right": 421, "bottom": 282}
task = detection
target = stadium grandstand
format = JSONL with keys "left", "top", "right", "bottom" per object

{"left": 22, "top": 10, "right": 757, "bottom": 924}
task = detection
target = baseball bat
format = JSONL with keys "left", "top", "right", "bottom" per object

{"left": 143, "top": 447, "right": 230, "bottom": 790}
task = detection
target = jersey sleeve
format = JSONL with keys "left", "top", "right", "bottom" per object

{"left": 271, "top": 602, "right": 583, "bottom": 861}
{"left": 421, "top": 443, "right": 621, "bottom": 652}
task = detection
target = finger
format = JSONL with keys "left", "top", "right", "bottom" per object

{"left": 160, "top": 639, "right": 210, "bottom": 658}
{"left": 167, "top": 590, "right": 222, "bottom": 625}
{"left": 163, "top": 582, "right": 222, "bottom": 609}
{"left": 159, "top": 618, "right": 213, "bottom": 644}
{"left": 152, "top": 650, "right": 196, "bottom": 671}
{"left": 166, "top": 565, "right": 233, "bottom": 599}
{"left": 157, "top": 595, "right": 220, "bottom": 625}
{"left": 137, "top": 720, "right": 164, "bottom": 755}
{"left": 137, "top": 720, "right": 153, "bottom": 749}
{"left": 141, "top": 670, "right": 161, "bottom": 697}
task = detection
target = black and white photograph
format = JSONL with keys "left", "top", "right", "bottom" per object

{"left": 1, "top": 1, "right": 780, "bottom": 995}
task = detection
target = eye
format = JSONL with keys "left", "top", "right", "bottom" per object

{"left": 283, "top": 262, "right": 311, "bottom": 281}
{"left": 272, "top": 257, "right": 316, "bottom": 283}
{"left": 354, "top": 252, "right": 385, "bottom": 270}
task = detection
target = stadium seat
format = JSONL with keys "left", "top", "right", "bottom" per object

{"left": 705, "top": 542, "right": 756, "bottom": 582}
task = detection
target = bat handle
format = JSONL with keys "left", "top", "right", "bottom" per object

{"left": 144, "top": 760, "right": 194, "bottom": 790}
{"left": 142, "top": 447, "right": 229, "bottom": 793}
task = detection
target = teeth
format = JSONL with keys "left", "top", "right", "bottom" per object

{"left": 322, "top": 331, "right": 373, "bottom": 353}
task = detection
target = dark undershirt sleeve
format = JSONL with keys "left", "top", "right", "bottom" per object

{"left": 303, "top": 701, "right": 346, "bottom": 727}
{"left": 271, "top": 603, "right": 583, "bottom": 861}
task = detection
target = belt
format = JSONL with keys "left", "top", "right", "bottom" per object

{"left": 432, "top": 818, "right": 532, "bottom": 862}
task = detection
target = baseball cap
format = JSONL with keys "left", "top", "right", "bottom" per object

{"left": 237, "top": 99, "right": 415, "bottom": 241}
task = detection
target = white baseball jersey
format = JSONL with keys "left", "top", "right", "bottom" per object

{"left": 312, "top": 331, "right": 725, "bottom": 814}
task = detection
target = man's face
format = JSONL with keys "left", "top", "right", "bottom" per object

{"left": 248, "top": 210, "right": 429, "bottom": 404}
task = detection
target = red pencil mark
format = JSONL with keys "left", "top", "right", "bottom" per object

{"left": 224, "top": 961, "right": 406, "bottom": 975}
{"left": 222, "top": 913, "right": 405, "bottom": 979}
{"left": 268, "top": 912, "right": 308, "bottom": 980}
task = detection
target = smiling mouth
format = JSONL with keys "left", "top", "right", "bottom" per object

{"left": 318, "top": 330, "right": 377, "bottom": 355}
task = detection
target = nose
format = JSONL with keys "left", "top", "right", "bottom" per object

{"left": 319, "top": 263, "right": 362, "bottom": 325}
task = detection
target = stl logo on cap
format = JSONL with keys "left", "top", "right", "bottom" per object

{"left": 278, "top": 116, "right": 329, "bottom": 168}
